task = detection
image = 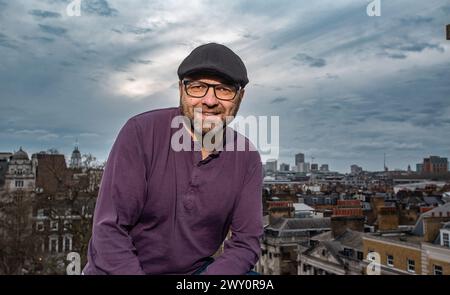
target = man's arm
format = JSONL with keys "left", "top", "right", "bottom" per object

{"left": 85, "top": 118, "right": 147, "bottom": 275}
{"left": 202, "top": 152, "right": 263, "bottom": 275}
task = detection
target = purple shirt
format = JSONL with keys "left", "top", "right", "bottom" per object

{"left": 83, "top": 107, "right": 263, "bottom": 275}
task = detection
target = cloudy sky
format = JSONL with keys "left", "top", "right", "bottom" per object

{"left": 1, "top": 0, "right": 449, "bottom": 173}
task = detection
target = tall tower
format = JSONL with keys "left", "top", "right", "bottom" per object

{"left": 70, "top": 143, "right": 82, "bottom": 169}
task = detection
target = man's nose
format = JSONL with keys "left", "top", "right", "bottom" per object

{"left": 201, "top": 87, "right": 219, "bottom": 106}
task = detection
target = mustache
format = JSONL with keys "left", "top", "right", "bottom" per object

{"left": 193, "top": 108, "right": 224, "bottom": 114}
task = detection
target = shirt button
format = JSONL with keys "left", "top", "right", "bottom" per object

{"left": 184, "top": 198, "right": 194, "bottom": 210}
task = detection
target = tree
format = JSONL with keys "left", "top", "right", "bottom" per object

{"left": 46, "top": 148, "right": 59, "bottom": 155}
{"left": 0, "top": 190, "right": 38, "bottom": 274}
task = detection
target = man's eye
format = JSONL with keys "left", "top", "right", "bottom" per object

{"left": 216, "top": 86, "right": 231, "bottom": 92}
{"left": 190, "top": 84, "right": 206, "bottom": 90}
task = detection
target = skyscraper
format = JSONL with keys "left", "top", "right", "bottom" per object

{"left": 266, "top": 159, "right": 278, "bottom": 173}
{"left": 295, "top": 153, "right": 305, "bottom": 166}
{"left": 280, "top": 163, "right": 290, "bottom": 172}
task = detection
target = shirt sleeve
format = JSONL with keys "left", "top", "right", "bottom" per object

{"left": 202, "top": 152, "right": 264, "bottom": 275}
{"left": 85, "top": 118, "right": 147, "bottom": 275}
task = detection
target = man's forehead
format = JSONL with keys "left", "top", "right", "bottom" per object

{"left": 184, "top": 73, "right": 233, "bottom": 84}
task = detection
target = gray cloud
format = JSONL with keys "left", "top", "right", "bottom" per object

{"left": 292, "top": 53, "right": 326, "bottom": 68}
{"left": 122, "top": 25, "right": 153, "bottom": 35}
{"left": 38, "top": 24, "right": 67, "bottom": 36}
{"left": 441, "top": 4, "right": 450, "bottom": 14}
{"left": 326, "top": 73, "right": 339, "bottom": 79}
{"left": 82, "top": 0, "right": 118, "bottom": 17}
{"left": 379, "top": 52, "right": 407, "bottom": 59}
{"left": 397, "top": 42, "right": 444, "bottom": 53}
{"left": 129, "top": 58, "right": 153, "bottom": 65}
{"left": 29, "top": 9, "right": 61, "bottom": 19}
{"left": 399, "top": 16, "right": 433, "bottom": 25}
{"left": 270, "top": 97, "right": 289, "bottom": 104}
{"left": 22, "top": 35, "right": 55, "bottom": 44}
{"left": 378, "top": 40, "right": 445, "bottom": 60}
{"left": 0, "top": 33, "right": 19, "bottom": 49}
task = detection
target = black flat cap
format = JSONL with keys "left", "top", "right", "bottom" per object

{"left": 178, "top": 43, "right": 249, "bottom": 88}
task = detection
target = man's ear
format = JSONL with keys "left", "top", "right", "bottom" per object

{"left": 239, "top": 88, "right": 245, "bottom": 101}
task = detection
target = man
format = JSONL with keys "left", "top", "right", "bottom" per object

{"left": 83, "top": 43, "right": 263, "bottom": 275}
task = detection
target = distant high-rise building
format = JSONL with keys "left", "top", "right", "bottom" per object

{"left": 416, "top": 163, "right": 423, "bottom": 173}
{"left": 280, "top": 163, "right": 290, "bottom": 172}
{"left": 423, "top": 156, "right": 448, "bottom": 174}
{"left": 295, "top": 153, "right": 305, "bottom": 166}
{"left": 266, "top": 159, "right": 278, "bottom": 173}
{"left": 296, "top": 162, "right": 310, "bottom": 173}
{"left": 351, "top": 164, "right": 363, "bottom": 175}
{"left": 320, "top": 164, "right": 329, "bottom": 172}
{"left": 311, "top": 163, "right": 319, "bottom": 172}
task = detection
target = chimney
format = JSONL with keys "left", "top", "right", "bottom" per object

{"left": 370, "top": 196, "right": 385, "bottom": 216}
{"left": 377, "top": 206, "right": 399, "bottom": 231}
{"left": 331, "top": 216, "right": 365, "bottom": 238}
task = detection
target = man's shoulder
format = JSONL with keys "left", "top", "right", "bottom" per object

{"left": 129, "top": 107, "right": 181, "bottom": 125}
{"left": 117, "top": 107, "right": 180, "bottom": 141}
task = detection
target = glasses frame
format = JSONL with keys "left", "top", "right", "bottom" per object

{"left": 182, "top": 79, "right": 241, "bottom": 101}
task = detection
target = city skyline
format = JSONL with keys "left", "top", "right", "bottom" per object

{"left": 3, "top": 144, "right": 449, "bottom": 174}
{"left": 1, "top": 0, "right": 450, "bottom": 173}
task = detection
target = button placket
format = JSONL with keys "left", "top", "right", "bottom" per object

{"left": 183, "top": 167, "right": 200, "bottom": 212}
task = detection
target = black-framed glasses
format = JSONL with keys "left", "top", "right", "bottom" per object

{"left": 182, "top": 79, "right": 240, "bottom": 101}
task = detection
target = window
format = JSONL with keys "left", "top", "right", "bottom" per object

{"left": 49, "top": 236, "right": 59, "bottom": 254}
{"left": 63, "top": 235, "right": 72, "bottom": 252}
{"left": 387, "top": 255, "right": 394, "bottom": 267}
{"left": 343, "top": 248, "right": 353, "bottom": 257}
{"left": 36, "top": 221, "right": 44, "bottom": 232}
{"left": 433, "top": 265, "right": 443, "bottom": 275}
{"left": 442, "top": 232, "right": 450, "bottom": 248}
{"left": 17, "top": 169, "right": 23, "bottom": 175}
{"left": 36, "top": 209, "right": 45, "bottom": 219}
{"left": 407, "top": 259, "right": 415, "bottom": 273}
{"left": 15, "top": 180, "right": 24, "bottom": 188}
{"left": 63, "top": 220, "right": 71, "bottom": 231}
{"left": 50, "top": 220, "right": 58, "bottom": 231}
{"left": 357, "top": 251, "right": 364, "bottom": 261}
